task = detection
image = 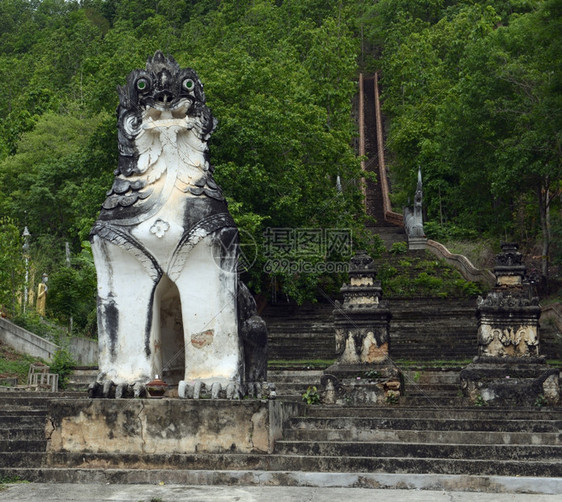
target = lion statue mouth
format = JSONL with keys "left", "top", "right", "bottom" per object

{"left": 142, "top": 99, "right": 193, "bottom": 131}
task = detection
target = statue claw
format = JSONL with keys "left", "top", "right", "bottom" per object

{"left": 115, "top": 383, "right": 127, "bottom": 399}
{"left": 133, "top": 382, "right": 146, "bottom": 398}
{"left": 210, "top": 382, "right": 221, "bottom": 399}
{"left": 178, "top": 380, "right": 242, "bottom": 400}
{"left": 88, "top": 381, "right": 101, "bottom": 399}
{"left": 246, "top": 382, "right": 257, "bottom": 398}
{"left": 193, "top": 381, "right": 202, "bottom": 399}
{"left": 88, "top": 379, "right": 147, "bottom": 398}
{"left": 102, "top": 380, "right": 114, "bottom": 397}
{"left": 226, "top": 383, "right": 241, "bottom": 400}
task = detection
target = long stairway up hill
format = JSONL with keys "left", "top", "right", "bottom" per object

{"left": 362, "top": 75, "right": 391, "bottom": 228}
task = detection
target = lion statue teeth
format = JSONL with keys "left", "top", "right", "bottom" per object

{"left": 89, "top": 51, "right": 268, "bottom": 399}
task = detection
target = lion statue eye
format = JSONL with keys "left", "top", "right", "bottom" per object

{"left": 136, "top": 78, "right": 149, "bottom": 91}
{"left": 182, "top": 78, "right": 195, "bottom": 91}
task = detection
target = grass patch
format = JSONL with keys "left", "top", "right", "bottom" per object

{"left": 0, "top": 474, "right": 26, "bottom": 484}
{"left": 375, "top": 250, "right": 486, "bottom": 298}
{"left": 394, "top": 359, "right": 473, "bottom": 369}
{"left": 268, "top": 359, "right": 335, "bottom": 370}
{"left": 442, "top": 239, "right": 497, "bottom": 270}
{"left": 0, "top": 342, "right": 44, "bottom": 384}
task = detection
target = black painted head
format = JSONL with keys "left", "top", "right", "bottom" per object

{"left": 116, "top": 51, "right": 215, "bottom": 177}
{"left": 118, "top": 51, "right": 207, "bottom": 111}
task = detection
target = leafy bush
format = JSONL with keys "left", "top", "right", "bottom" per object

{"left": 378, "top": 265, "right": 398, "bottom": 280}
{"left": 0, "top": 218, "right": 24, "bottom": 316}
{"left": 302, "top": 385, "right": 321, "bottom": 405}
{"left": 453, "top": 279, "right": 483, "bottom": 297}
{"left": 423, "top": 222, "right": 479, "bottom": 242}
{"left": 414, "top": 272, "right": 443, "bottom": 291}
{"left": 0, "top": 343, "right": 42, "bottom": 384}
{"left": 49, "top": 347, "right": 76, "bottom": 390}
{"left": 389, "top": 242, "right": 408, "bottom": 254}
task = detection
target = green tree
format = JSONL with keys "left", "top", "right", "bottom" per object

{"left": 0, "top": 218, "right": 25, "bottom": 316}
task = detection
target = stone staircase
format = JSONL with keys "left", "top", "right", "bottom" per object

{"left": 0, "top": 379, "right": 561, "bottom": 490}
{"left": 276, "top": 404, "right": 562, "bottom": 477}
{"left": 66, "top": 367, "right": 98, "bottom": 391}
{"left": 263, "top": 301, "right": 336, "bottom": 361}
{"left": 371, "top": 226, "right": 407, "bottom": 250}
{"left": 390, "top": 298, "right": 477, "bottom": 361}
{"left": 263, "top": 298, "right": 478, "bottom": 363}
{"left": 0, "top": 393, "right": 81, "bottom": 472}
{"left": 0, "top": 397, "right": 48, "bottom": 470}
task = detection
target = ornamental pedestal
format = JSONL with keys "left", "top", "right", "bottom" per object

{"left": 322, "top": 251, "right": 401, "bottom": 405}
{"left": 460, "top": 243, "right": 559, "bottom": 406}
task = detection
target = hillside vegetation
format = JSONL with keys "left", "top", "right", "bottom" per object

{"left": 0, "top": 1, "right": 559, "bottom": 337}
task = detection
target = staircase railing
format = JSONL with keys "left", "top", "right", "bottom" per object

{"left": 426, "top": 240, "right": 496, "bottom": 287}
{"left": 373, "top": 72, "right": 404, "bottom": 227}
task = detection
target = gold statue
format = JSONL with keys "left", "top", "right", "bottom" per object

{"left": 36, "top": 274, "right": 48, "bottom": 316}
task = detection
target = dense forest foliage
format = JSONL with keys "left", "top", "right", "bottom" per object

{"left": 0, "top": 0, "right": 560, "bottom": 336}
{"left": 364, "top": 0, "right": 561, "bottom": 284}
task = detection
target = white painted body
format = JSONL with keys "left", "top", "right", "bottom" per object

{"left": 92, "top": 100, "right": 242, "bottom": 390}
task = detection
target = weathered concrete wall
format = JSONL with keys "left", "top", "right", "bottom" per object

{"left": 0, "top": 317, "right": 57, "bottom": 362}
{"left": 0, "top": 317, "right": 98, "bottom": 366}
{"left": 46, "top": 399, "right": 305, "bottom": 455}
{"left": 66, "top": 336, "right": 98, "bottom": 366}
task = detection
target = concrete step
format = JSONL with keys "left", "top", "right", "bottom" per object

{"left": 268, "top": 370, "right": 324, "bottom": 383}
{"left": 0, "top": 408, "right": 48, "bottom": 416}
{"left": 0, "top": 451, "right": 45, "bottom": 468}
{"left": 302, "top": 406, "right": 562, "bottom": 421}
{"left": 401, "top": 370, "right": 462, "bottom": 385}
{"left": 274, "top": 383, "right": 314, "bottom": 395}
{"left": 67, "top": 369, "right": 98, "bottom": 390}
{"left": 397, "top": 396, "right": 468, "bottom": 406}
{"left": 283, "top": 428, "right": 562, "bottom": 445}
{"left": 0, "top": 427, "right": 46, "bottom": 440}
{"left": 0, "top": 415, "right": 46, "bottom": 427}
{"left": 32, "top": 451, "right": 562, "bottom": 477}
{"left": 1, "top": 467, "right": 562, "bottom": 493}
{"left": 368, "top": 227, "right": 407, "bottom": 249}
{"left": 0, "top": 392, "right": 85, "bottom": 401}
{"left": 0, "top": 439, "right": 46, "bottom": 452}
{"left": 277, "top": 386, "right": 463, "bottom": 400}
{"left": 288, "top": 416, "right": 562, "bottom": 433}
{"left": 273, "top": 440, "right": 562, "bottom": 461}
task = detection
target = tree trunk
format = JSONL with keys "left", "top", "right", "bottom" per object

{"left": 538, "top": 182, "right": 551, "bottom": 290}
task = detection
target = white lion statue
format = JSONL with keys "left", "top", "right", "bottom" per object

{"left": 89, "top": 52, "right": 267, "bottom": 399}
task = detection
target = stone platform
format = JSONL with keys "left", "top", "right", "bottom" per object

{"left": 46, "top": 398, "right": 304, "bottom": 456}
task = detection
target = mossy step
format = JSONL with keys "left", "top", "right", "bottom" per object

{"left": 288, "top": 416, "right": 562, "bottom": 433}
{"left": 35, "top": 451, "right": 562, "bottom": 477}
{"left": 283, "top": 428, "right": 562, "bottom": 445}
{"left": 273, "top": 440, "right": 562, "bottom": 460}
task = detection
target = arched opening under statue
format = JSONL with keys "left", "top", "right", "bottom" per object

{"left": 153, "top": 275, "right": 185, "bottom": 385}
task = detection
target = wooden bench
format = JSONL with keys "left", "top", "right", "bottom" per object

{"left": 0, "top": 363, "right": 59, "bottom": 392}
{"left": 27, "top": 363, "right": 59, "bottom": 392}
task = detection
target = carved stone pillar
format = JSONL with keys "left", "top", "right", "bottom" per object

{"left": 460, "top": 243, "right": 559, "bottom": 406}
{"left": 322, "top": 251, "right": 401, "bottom": 405}
{"left": 404, "top": 167, "right": 427, "bottom": 250}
